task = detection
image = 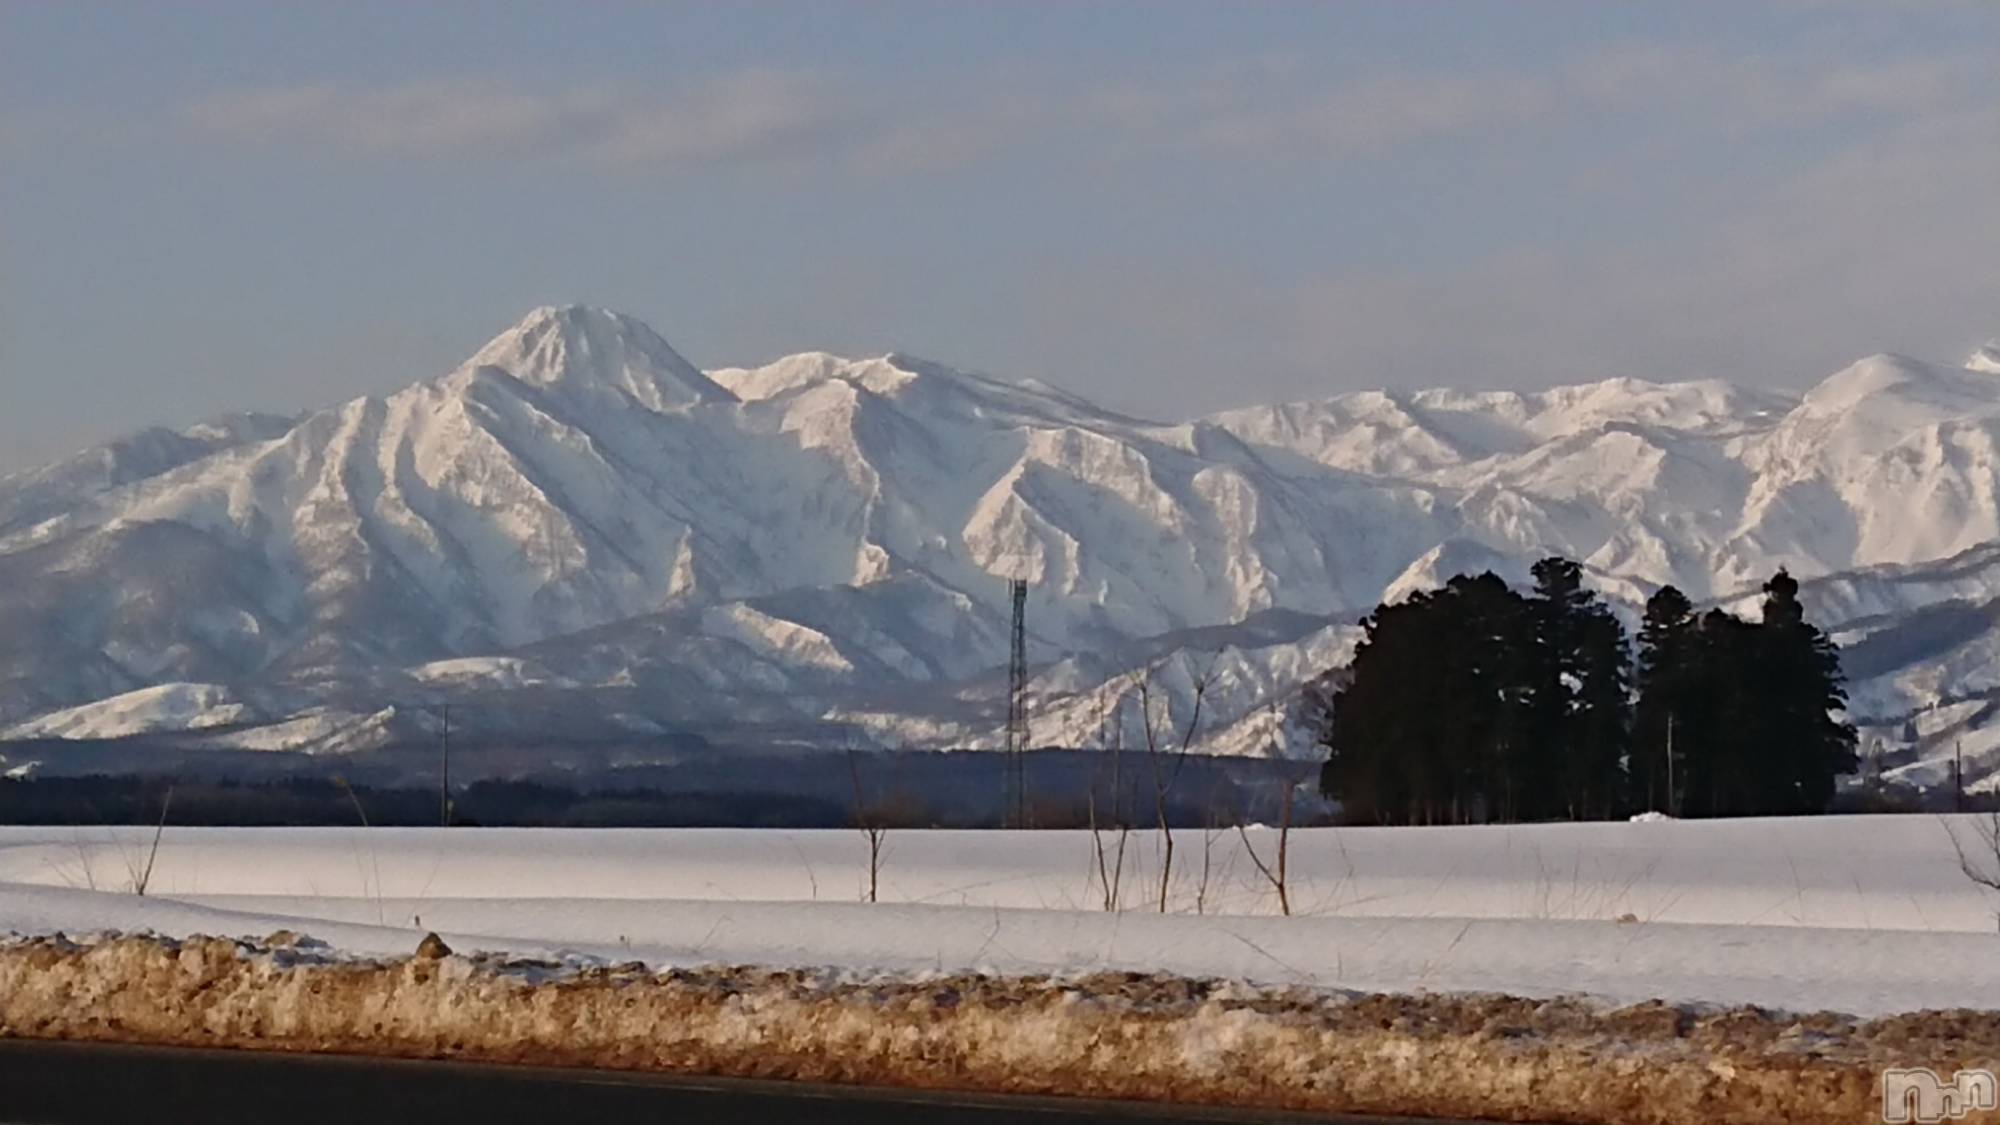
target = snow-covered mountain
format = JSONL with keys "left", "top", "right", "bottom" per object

{"left": 4, "top": 307, "right": 2000, "bottom": 788}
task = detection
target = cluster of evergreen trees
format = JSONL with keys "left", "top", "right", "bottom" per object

{"left": 1316, "top": 559, "right": 1857, "bottom": 824}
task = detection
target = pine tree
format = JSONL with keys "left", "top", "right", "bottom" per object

{"left": 1319, "top": 572, "right": 1536, "bottom": 825}
{"left": 1746, "top": 570, "right": 1858, "bottom": 813}
{"left": 1572, "top": 602, "right": 1632, "bottom": 817}
{"left": 1631, "top": 586, "right": 1697, "bottom": 815}
{"left": 1318, "top": 590, "right": 1430, "bottom": 825}
{"left": 1319, "top": 562, "right": 1850, "bottom": 824}
{"left": 1447, "top": 572, "right": 1536, "bottom": 823}
{"left": 1691, "top": 608, "right": 1756, "bottom": 816}
{"left": 1525, "top": 558, "right": 1630, "bottom": 820}
{"left": 1629, "top": 573, "right": 1857, "bottom": 817}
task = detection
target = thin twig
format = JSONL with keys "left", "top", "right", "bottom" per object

{"left": 335, "top": 776, "right": 386, "bottom": 925}
{"left": 1236, "top": 776, "right": 1295, "bottom": 916}
{"left": 848, "top": 749, "right": 886, "bottom": 904}
{"left": 1945, "top": 812, "right": 2000, "bottom": 931}
{"left": 1139, "top": 662, "right": 1216, "bottom": 913}
{"left": 133, "top": 783, "right": 175, "bottom": 897}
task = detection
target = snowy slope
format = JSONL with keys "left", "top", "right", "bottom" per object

{"left": 3, "top": 309, "right": 2000, "bottom": 784}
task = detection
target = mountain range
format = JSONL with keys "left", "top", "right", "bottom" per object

{"left": 4, "top": 305, "right": 1999, "bottom": 793}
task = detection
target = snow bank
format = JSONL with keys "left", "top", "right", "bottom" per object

{"left": 5, "top": 931, "right": 1990, "bottom": 1125}
{"left": 7, "top": 816, "right": 2000, "bottom": 1118}
{"left": 4, "top": 816, "right": 2000, "bottom": 1016}
{"left": 9, "top": 880, "right": 2000, "bottom": 1017}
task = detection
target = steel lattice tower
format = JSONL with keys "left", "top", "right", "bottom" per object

{"left": 1005, "top": 578, "right": 1030, "bottom": 827}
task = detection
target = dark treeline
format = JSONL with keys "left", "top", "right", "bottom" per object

{"left": 0, "top": 749, "right": 1307, "bottom": 829}
{"left": 1317, "top": 559, "right": 1857, "bottom": 824}
{"left": 0, "top": 776, "right": 850, "bottom": 828}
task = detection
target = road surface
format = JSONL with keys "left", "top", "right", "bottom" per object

{"left": 0, "top": 1038, "right": 1493, "bottom": 1124}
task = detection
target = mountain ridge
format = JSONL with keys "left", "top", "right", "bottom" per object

{"left": 4, "top": 306, "right": 2000, "bottom": 791}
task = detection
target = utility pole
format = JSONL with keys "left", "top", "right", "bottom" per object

{"left": 439, "top": 703, "right": 452, "bottom": 828}
{"left": 1005, "top": 579, "right": 1030, "bottom": 828}
{"left": 1956, "top": 739, "right": 1965, "bottom": 814}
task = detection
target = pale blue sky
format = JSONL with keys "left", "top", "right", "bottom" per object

{"left": 3, "top": 2, "right": 1998, "bottom": 471}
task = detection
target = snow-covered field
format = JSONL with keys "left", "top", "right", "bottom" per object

{"left": 4, "top": 814, "right": 1998, "bottom": 1018}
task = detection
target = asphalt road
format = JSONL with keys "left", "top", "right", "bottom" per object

{"left": 0, "top": 1038, "right": 1489, "bottom": 1124}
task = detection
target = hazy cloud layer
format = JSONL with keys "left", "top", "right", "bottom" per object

{"left": 176, "top": 43, "right": 1991, "bottom": 178}
{"left": 6, "top": 8, "right": 1999, "bottom": 473}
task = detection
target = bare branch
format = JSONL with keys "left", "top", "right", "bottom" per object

{"left": 1140, "top": 660, "right": 1217, "bottom": 913}
{"left": 334, "top": 775, "right": 372, "bottom": 829}
{"left": 1196, "top": 789, "right": 1225, "bottom": 916}
{"left": 1236, "top": 776, "right": 1296, "bottom": 916}
{"left": 848, "top": 748, "right": 887, "bottom": 904}
{"left": 1946, "top": 812, "right": 2000, "bottom": 933}
{"left": 1087, "top": 687, "right": 1132, "bottom": 912}
{"left": 334, "top": 775, "right": 386, "bottom": 926}
{"left": 133, "top": 782, "right": 175, "bottom": 898}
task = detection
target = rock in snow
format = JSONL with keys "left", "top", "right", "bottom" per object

{"left": 2, "top": 306, "right": 1999, "bottom": 783}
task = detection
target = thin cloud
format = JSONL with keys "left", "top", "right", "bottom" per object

{"left": 175, "top": 43, "right": 1991, "bottom": 176}
{"left": 1180, "top": 68, "right": 1560, "bottom": 157}
{"left": 1155, "top": 44, "right": 1987, "bottom": 160}
{"left": 182, "top": 70, "right": 852, "bottom": 170}
{"left": 1564, "top": 44, "right": 1982, "bottom": 129}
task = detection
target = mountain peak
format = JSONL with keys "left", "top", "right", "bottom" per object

{"left": 707, "top": 350, "right": 958, "bottom": 402}
{"left": 1799, "top": 352, "right": 1992, "bottom": 412}
{"left": 461, "top": 305, "right": 735, "bottom": 410}
{"left": 1969, "top": 341, "right": 2000, "bottom": 375}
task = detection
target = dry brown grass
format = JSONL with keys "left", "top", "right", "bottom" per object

{"left": 2, "top": 932, "right": 1996, "bottom": 1123}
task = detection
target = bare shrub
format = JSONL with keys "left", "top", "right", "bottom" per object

{"left": 335, "top": 775, "right": 386, "bottom": 925}
{"left": 1137, "top": 662, "right": 1216, "bottom": 913}
{"left": 126, "top": 782, "right": 174, "bottom": 897}
{"left": 1237, "top": 776, "right": 1297, "bottom": 916}
{"left": 68, "top": 833, "right": 101, "bottom": 892}
{"left": 1088, "top": 688, "right": 1133, "bottom": 912}
{"left": 848, "top": 749, "right": 890, "bottom": 904}
{"left": 1191, "top": 775, "right": 1249, "bottom": 917}
{"left": 1945, "top": 811, "right": 2000, "bottom": 931}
